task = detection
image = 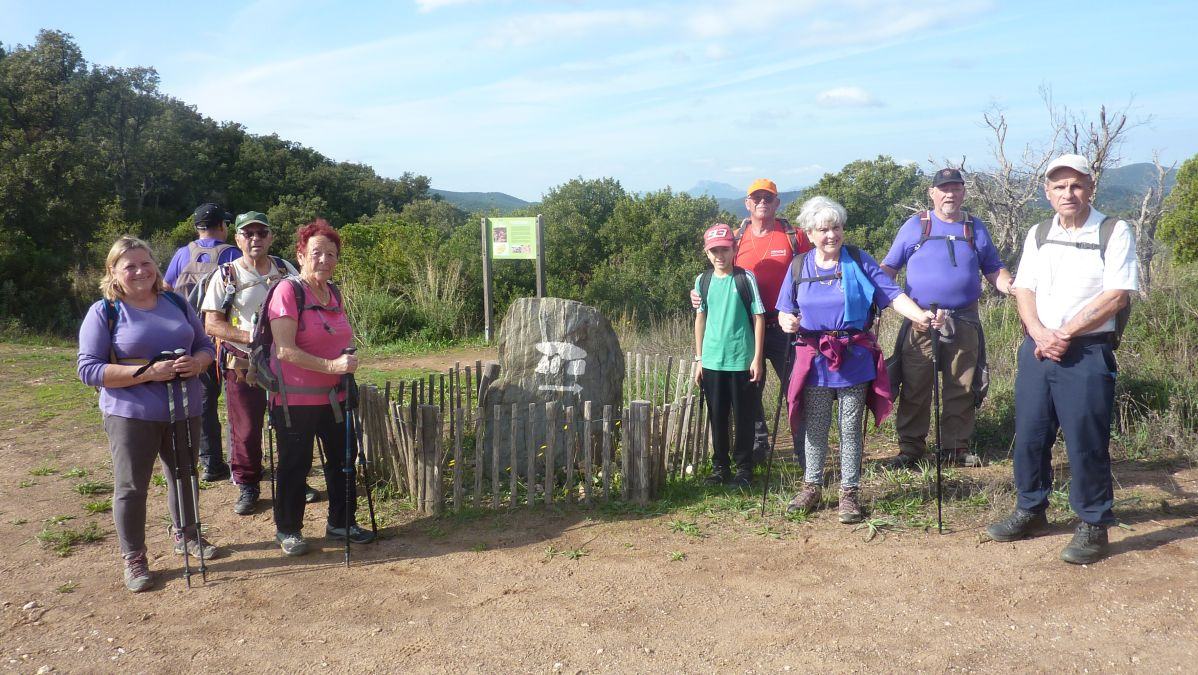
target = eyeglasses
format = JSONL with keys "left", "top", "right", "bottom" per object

{"left": 747, "top": 194, "right": 775, "bottom": 204}
{"left": 239, "top": 228, "right": 271, "bottom": 239}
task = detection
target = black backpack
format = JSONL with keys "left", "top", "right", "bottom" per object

{"left": 1032, "top": 215, "right": 1132, "bottom": 349}
{"left": 911, "top": 210, "right": 977, "bottom": 267}
{"left": 697, "top": 266, "right": 754, "bottom": 321}
{"left": 789, "top": 245, "right": 879, "bottom": 330}
{"left": 246, "top": 275, "right": 346, "bottom": 426}
{"left": 103, "top": 291, "right": 189, "bottom": 364}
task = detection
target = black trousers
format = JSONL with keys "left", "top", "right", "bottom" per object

{"left": 702, "top": 368, "right": 756, "bottom": 473}
{"left": 270, "top": 404, "right": 357, "bottom": 534}
{"left": 197, "top": 363, "right": 225, "bottom": 468}
{"left": 750, "top": 324, "right": 804, "bottom": 462}
{"left": 1012, "top": 336, "right": 1116, "bottom": 526}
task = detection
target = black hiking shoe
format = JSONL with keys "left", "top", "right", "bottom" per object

{"left": 881, "top": 453, "right": 922, "bottom": 470}
{"left": 233, "top": 484, "right": 259, "bottom": 516}
{"left": 703, "top": 466, "right": 731, "bottom": 486}
{"left": 985, "top": 509, "right": 1048, "bottom": 542}
{"left": 326, "top": 522, "right": 376, "bottom": 544}
{"left": 1060, "top": 523, "right": 1109, "bottom": 565}
{"left": 201, "top": 462, "right": 231, "bottom": 482}
{"left": 728, "top": 470, "right": 754, "bottom": 490}
{"left": 304, "top": 483, "right": 320, "bottom": 503}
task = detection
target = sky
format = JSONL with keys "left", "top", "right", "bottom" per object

{"left": 3, "top": 0, "right": 1197, "bottom": 201}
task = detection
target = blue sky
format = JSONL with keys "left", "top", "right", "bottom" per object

{"left": 3, "top": 1, "right": 1196, "bottom": 201}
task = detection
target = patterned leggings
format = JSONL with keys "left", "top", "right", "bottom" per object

{"left": 803, "top": 383, "right": 868, "bottom": 488}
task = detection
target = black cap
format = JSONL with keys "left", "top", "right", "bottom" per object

{"left": 932, "top": 168, "right": 965, "bottom": 188}
{"left": 193, "top": 203, "right": 231, "bottom": 229}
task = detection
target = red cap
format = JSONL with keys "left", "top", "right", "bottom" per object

{"left": 703, "top": 223, "right": 735, "bottom": 251}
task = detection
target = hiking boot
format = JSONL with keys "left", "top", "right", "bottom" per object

{"left": 942, "top": 448, "right": 983, "bottom": 468}
{"left": 200, "top": 462, "right": 231, "bottom": 482}
{"left": 326, "top": 522, "right": 376, "bottom": 544}
{"left": 728, "top": 470, "right": 754, "bottom": 490}
{"left": 123, "top": 553, "right": 152, "bottom": 593}
{"left": 1060, "top": 523, "right": 1109, "bottom": 565}
{"left": 787, "top": 483, "right": 822, "bottom": 514}
{"left": 703, "top": 466, "right": 731, "bottom": 486}
{"left": 985, "top": 509, "right": 1048, "bottom": 542}
{"left": 276, "top": 531, "right": 309, "bottom": 556}
{"left": 172, "top": 528, "right": 219, "bottom": 559}
{"left": 304, "top": 483, "right": 321, "bottom": 503}
{"left": 838, "top": 487, "right": 866, "bottom": 524}
{"left": 881, "top": 452, "right": 922, "bottom": 470}
{"left": 233, "top": 483, "right": 260, "bottom": 516}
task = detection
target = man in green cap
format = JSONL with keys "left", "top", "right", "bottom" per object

{"left": 201, "top": 212, "right": 298, "bottom": 514}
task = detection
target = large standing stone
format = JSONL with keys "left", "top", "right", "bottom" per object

{"left": 482, "top": 297, "right": 624, "bottom": 466}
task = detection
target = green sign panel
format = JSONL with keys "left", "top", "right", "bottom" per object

{"left": 488, "top": 217, "right": 538, "bottom": 260}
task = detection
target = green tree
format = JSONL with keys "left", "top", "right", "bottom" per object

{"left": 1160, "top": 154, "right": 1198, "bottom": 263}
{"left": 536, "top": 177, "right": 627, "bottom": 297}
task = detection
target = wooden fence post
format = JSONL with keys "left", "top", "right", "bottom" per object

{"left": 526, "top": 402, "right": 537, "bottom": 507}
{"left": 544, "top": 402, "right": 557, "bottom": 505}
{"left": 509, "top": 403, "right": 519, "bottom": 508}
{"left": 492, "top": 404, "right": 502, "bottom": 510}
{"left": 582, "top": 400, "right": 594, "bottom": 506}
{"left": 602, "top": 404, "right": 613, "bottom": 501}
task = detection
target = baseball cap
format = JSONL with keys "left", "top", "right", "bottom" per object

{"left": 193, "top": 203, "right": 231, "bottom": 229}
{"left": 745, "top": 178, "right": 778, "bottom": 196}
{"left": 931, "top": 168, "right": 965, "bottom": 188}
{"left": 1045, "top": 153, "right": 1093, "bottom": 179}
{"left": 703, "top": 224, "right": 735, "bottom": 251}
{"left": 234, "top": 211, "right": 270, "bottom": 231}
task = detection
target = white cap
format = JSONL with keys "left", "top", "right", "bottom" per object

{"left": 1045, "top": 153, "right": 1093, "bottom": 179}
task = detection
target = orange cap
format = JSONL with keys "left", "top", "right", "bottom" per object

{"left": 746, "top": 178, "right": 778, "bottom": 196}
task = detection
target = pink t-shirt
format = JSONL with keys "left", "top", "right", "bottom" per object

{"left": 266, "top": 279, "right": 353, "bottom": 406}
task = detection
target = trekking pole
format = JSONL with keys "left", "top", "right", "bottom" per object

{"left": 160, "top": 351, "right": 192, "bottom": 588}
{"left": 175, "top": 348, "right": 208, "bottom": 583}
{"left": 929, "top": 306, "right": 944, "bottom": 534}
{"left": 341, "top": 347, "right": 357, "bottom": 568}
{"left": 267, "top": 412, "right": 276, "bottom": 503}
{"left": 761, "top": 337, "right": 796, "bottom": 517}
{"left": 352, "top": 404, "right": 378, "bottom": 539}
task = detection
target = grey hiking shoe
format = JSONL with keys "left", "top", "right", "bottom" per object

{"left": 201, "top": 462, "right": 231, "bottom": 482}
{"left": 326, "top": 522, "right": 376, "bottom": 544}
{"left": 985, "top": 509, "right": 1048, "bottom": 542}
{"left": 233, "top": 483, "right": 259, "bottom": 516}
{"left": 787, "top": 483, "right": 822, "bottom": 514}
{"left": 838, "top": 487, "right": 866, "bottom": 524}
{"left": 276, "top": 531, "right": 309, "bottom": 556}
{"left": 123, "top": 553, "right": 152, "bottom": 593}
{"left": 1060, "top": 523, "right": 1109, "bottom": 565}
{"left": 943, "top": 448, "right": 983, "bottom": 468}
{"left": 172, "top": 528, "right": 219, "bottom": 559}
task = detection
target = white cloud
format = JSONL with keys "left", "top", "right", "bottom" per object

{"left": 415, "top": 0, "right": 481, "bottom": 12}
{"left": 816, "top": 86, "right": 882, "bottom": 107}
{"left": 481, "top": 9, "right": 662, "bottom": 49}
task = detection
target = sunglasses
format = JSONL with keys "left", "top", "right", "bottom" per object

{"left": 747, "top": 194, "right": 776, "bottom": 204}
{"left": 239, "top": 228, "right": 271, "bottom": 239}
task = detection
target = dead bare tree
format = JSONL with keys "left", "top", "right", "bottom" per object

{"left": 1133, "top": 153, "right": 1175, "bottom": 293}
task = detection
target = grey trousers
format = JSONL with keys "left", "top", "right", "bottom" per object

{"left": 104, "top": 414, "right": 200, "bottom": 559}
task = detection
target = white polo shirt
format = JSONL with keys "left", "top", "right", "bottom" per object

{"left": 200, "top": 257, "right": 297, "bottom": 352}
{"left": 1013, "top": 207, "right": 1138, "bottom": 334}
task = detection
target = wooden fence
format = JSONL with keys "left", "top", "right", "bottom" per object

{"left": 355, "top": 352, "right": 713, "bottom": 514}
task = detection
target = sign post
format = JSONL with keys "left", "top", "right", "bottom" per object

{"left": 481, "top": 215, "right": 544, "bottom": 343}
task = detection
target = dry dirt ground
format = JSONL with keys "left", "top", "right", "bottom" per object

{"left": 1, "top": 343, "right": 1196, "bottom": 673}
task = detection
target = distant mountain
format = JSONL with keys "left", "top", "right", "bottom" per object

{"left": 431, "top": 188, "right": 531, "bottom": 214}
{"left": 714, "top": 190, "right": 806, "bottom": 219}
{"left": 687, "top": 181, "right": 743, "bottom": 199}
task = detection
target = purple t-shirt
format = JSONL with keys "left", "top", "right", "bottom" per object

{"left": 776, "top": 248, "right": 902, "bottom": 388}
{"left": 77, "top": 294, "right": 216, "bottom": 422}
{"left": 881, "top": 212, "right": 1004, "bottom": 309}
{"left": 163, "top": 238, "right": 241, "bottom": 287}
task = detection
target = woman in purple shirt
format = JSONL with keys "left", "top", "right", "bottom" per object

{"left": 77, "top": 236, "right": 218, "bottom": 592}
{"left": 775, "top": 197, "right": 937, "bottom": 523}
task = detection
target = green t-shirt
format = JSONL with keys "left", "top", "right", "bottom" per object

{"left": 695, "top": 269, "right": 765, "bottom": 371}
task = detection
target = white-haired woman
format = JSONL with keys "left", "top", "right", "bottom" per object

{"left": 776, "top": 197, "right": 939, "bottom": 523}
{"left": 77, "top": 236, "right": 219, "bottom": 592}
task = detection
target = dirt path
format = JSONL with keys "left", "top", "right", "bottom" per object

{"left": 1, "top": 344, "right": 1196, "bottom": 673}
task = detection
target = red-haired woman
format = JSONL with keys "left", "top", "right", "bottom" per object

{"left": 266, "top": 219, "right": 373, "bottom": 555}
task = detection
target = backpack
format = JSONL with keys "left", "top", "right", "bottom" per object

{"left": 697, "top": 266, "right": 754, "bottom": 321}
{"left": 789, "top": 245, "right": 879, "bottom": 330}
{"left": 176, "top": 240, "right": 235, "bottom": 309}
{"left": 102, "top": 291, "right": 189, "bottom": 366}
{"left": 195, "top": 256, "right": 290, "bottom": 319}
{"left": 246, "top": 275, "right": 346, "bottom": 426}
{"left": 735, "top": 216, "right": 807, "bottom": 257}
{"left": 911, "top": 210, "right": 977, "bottom": 267}
{"left": 1033, "top": 215, "right": 1131, "bottom": 349}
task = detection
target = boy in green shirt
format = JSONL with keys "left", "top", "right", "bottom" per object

{"left": 694, "top": 224, "right": 765, "bottom": 487}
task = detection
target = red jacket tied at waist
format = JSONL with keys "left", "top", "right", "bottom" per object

{"left": 786, "top": 331, "right": 894, "bottom": 432}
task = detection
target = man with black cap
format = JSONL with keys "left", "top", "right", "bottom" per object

{"left": 986, "top": 154, "right": 1137, "bottom": 565}
{"left": 164, "top": 203, "right": 242, "bottom": 481}
{"left": 879, "top": 168, "right": 1013, "bottom": 469}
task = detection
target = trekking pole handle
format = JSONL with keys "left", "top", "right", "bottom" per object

{"left": 132, "top": 351, "right": 177, "bottom": 379}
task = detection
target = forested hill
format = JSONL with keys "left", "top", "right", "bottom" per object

{"left": 0, "top": 30, "right": 432, "bottom": 329}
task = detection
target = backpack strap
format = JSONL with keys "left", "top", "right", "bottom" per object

{"left": 790, "top": 246, "right": 878, "bottom": 330}
{"left": 913, "top": 210, "right": 977, "bottom": 266}
{"left": 735, "top": 217, "right": 803, "bottom": 256}
{"left": 697, "top": 268, "right": 753, "bottom": 320}
{"left": 104, "top": 295, "right": 187, "bottom": 366}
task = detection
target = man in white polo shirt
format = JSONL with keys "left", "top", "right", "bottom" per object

{"left": 985, "top": 154, "right": 1138, "bottom": 565}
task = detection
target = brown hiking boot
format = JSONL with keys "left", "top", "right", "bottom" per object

{"left": 838, "top": 487, "right": 865, "bottom": 524}
{"left": 787, "top": 483, "right": 821, "bottom": 514}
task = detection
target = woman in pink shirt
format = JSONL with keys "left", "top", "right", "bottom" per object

{"left": 266, "top": 220, "right": 373, "bottom": 556}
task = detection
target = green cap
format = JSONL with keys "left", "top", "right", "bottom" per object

{"left": 234, "top": 211, "right": 270, "bottom": 230}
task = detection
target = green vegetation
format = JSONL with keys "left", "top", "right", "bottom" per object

{"left": 37, "top": 520, "right": 104, "bottom": 557}
{"left": 63, "top": 467, "right": 89, "bottom": 479}
{"left": 74, "top": 480, "right": 113, "bottom": 497}
{"left": 84, "top": 498, "right": 112, "bottom": 514}
{"left": 29, "top": 464, "right": 58, "bottom": 476}
{"left": 1159, "top": 153, "right": 1198, "bottom": 263}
